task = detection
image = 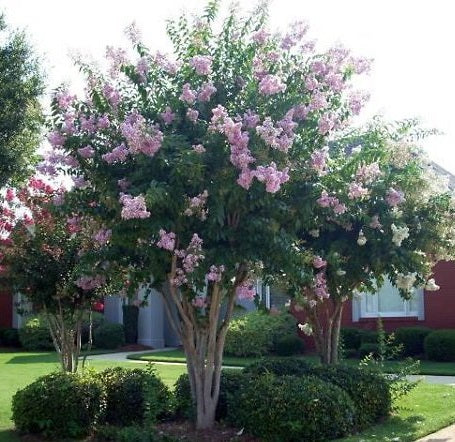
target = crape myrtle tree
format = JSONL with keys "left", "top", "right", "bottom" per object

{"left": 283, "top": 120, "right": 455, "bottom": 364}
{"left": 42, "top": 1, "right": 372, "bottom": 428}
{"left": 0, "top": 178, "right": 109, "bottom": 372}
{"left": 0, "top": 14, "right": 43, "bottom": 187}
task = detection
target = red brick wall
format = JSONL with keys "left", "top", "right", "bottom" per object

{"left": 295, "top": 261, "right": 455, "bottom": 349}
{"left": 0, "top": 291, "right": 13, "bottom": 328}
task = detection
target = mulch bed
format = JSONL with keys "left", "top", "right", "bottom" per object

{"left": 156, "top": 421, "right": 260, "bottom": 442}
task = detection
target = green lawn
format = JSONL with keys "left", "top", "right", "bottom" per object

{"left": 129, "top": 349, "right": 455, "bottom": 375}
{"left": 0, "top": 351, "right": 186, "bottom": 442}
{"left": 341, "top": 383, "right": 455, "bottom": 441}
{"left": 2, "top": 350, "right": 455, "bottom": 442}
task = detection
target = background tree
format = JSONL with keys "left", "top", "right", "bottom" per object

{"left": 40, "top": 1, "right": 371, "bottom": 428}
{"left": 0, "top": 178, "right": 108, "bottom": 372}
{"left": 0, "top": 14, "right": 43, "bottom": 188}
{"left": 282, "top": 119, "right": 455, "bottom": 364}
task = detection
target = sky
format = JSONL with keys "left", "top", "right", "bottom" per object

{"left": 1, "top": 0, "right": 454, "bottom": 173}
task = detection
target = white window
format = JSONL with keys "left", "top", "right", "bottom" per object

{"left": 355, "top": 278, "right": 424, "bottom": 320}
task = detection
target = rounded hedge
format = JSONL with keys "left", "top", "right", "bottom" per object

{"left": 395, "top": 327, "right": 432, "bottom": 356}
{"left": 94, "top": 322, "right": 125, "bottom": 349}
{"left": 340, "top": 327, "right": 363, "bottom": 350}
{"left": 274, "top": 335, "right": 304, "bottom": 356}
{"left": 12, "top": 371, "right": 103, "bottom": 439}
{"left": 311, "top": 365, "right": 391, "bottom": 429}
{"left": 242, "top": 357, "right": 314, "bottom": 377}
{"left": 18, "top": 315, "right": 53, "bottom": 351}
{"left": 98, "top": 366, "right": 171, "bottom": 426}
{"left": 359, "top": 342, "right": 380, "bottom": 359}
{"left": 174, "top": 369, "right": 243, "bottom": 421}
{"left": 228, "top": 374, "right": 356, "bottom": 441}
{"left": 424, "top": 329, "right": 455, "bottom": 361}
{"left": 224, "top": 311, "right": 297, "bottom": 357}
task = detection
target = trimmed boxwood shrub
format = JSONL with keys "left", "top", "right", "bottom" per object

{"left": 424, "top": 329, "right": 455, "bottom": 361}
{"left": 122, "top": 305, "right": 139, "bottom": 344}
{"left": 12, "top": 371, "right": 103, "bottom": 439}
{"left": 274, "top": 335, "right": 304, "bottom": 356}
{"left": 98, "top": 366, "right": 171, "bottom": 426}
{"left": 243, "top": 358, "right": 391, "bottom": 430}
{"left": 340, "top": 327, "right": 363, "bottom": 350}
{"left": 243, "top": 357, "right": 314, "bottom": 377}
{"left": 360, "top": 330, "right": 379, "bottom": 344}
{"left": 224, "top": 310, "right": 296, "bottom": 357}
{"left": 0, "top": 327, "right": 20, "bottom": 347}
{"left": 174, "top": 369, "right": 243, "bottom": 421}
{"left": 395, "top": 326, "right": 432, "bottom": 356}
{"left": 228, "top": 374, "right": 356, "bottom": 441}
{"left": 18, "top": 315, "right": 53, "bottom": 350}
{"left": 359, "top": 342, "right": 380, "bottom": 359}
{"left": 94, "top": 322, "right": 125, "bottom": 349}
{"left": 311, "top": 365, "right": 391, "bottom": 429}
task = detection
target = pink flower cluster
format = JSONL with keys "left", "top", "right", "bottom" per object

{"left": 121, "top": 112, "right": 163, "bottom": 157}
{"left": 258, "top": 74, "right": 286, "bottom": 96}
{"left": 236, "top": 280, "right": 256, "bottom": 300}
{"left": 310, "top": 147, "right": 330, "bottom": 176}
{"left": 280, "top": 21, "right": 309, "bottom": 50}
{"left": 256, "top": 116, "right": 295, "bottom": 152}
{"left": 93, "top": 228, "right": 112, "bottom": 245}
{"left": 243, "top": 110, "right": 260, "bottom": 129}
{"left": 348, "top": 91, "right": 370, "bottom": 115}
{"left": 314, "top": 272, "right": 330, "bottom": 299}
{"left": 386, "top": 188, "right": 405, "bottom": 207}
{"left": 180, "top": 83, "right": 197, "bottom": 104}
{"left": 78, "top": 145, "right": 95, "bottom": 159}
{"left": 75, "top": 274, "right": 106, "bottom": 291}
{"left": 356, "top": 162, "right": 381, "bottom": 183}
{"left": 192, "top": 144, "right": 206, "bottom": 154}
{"left": 160, "top": 107, "right": 175, "bottom": 125}
{"left": 313, "top": 256, "right": 327, "bottom": 269}
{"left": 119, "top": 194, "right": 151, "bottom": 220}
{"left": 197, "top": 81, "right": 217, "bottom": 102}
{"left": 370, "top": 215, "right": 382, "bottom": 229}
{"left": 184, "top": 190, "right": 208, "bottom": 220}
{"left": 102, "top": 143, "right": 129, "bottom": 164}
{"left": 255, "top": 163, "right": 290, "bottom": 193}
{"left": 317, "top": 190, "right": 347, "bottom": 215}
{"left": 189, "top": 55, "right": 213, "bottom": 75}
{"left": 156, "top": 229, "right": 176, "bottom": 251}
{"left": 172, "top": 234, "right": 205, "bottom": 286}
{"left": 192, "top": 296, "right": 207, "bottom": 309}
{"left": 186, "top": 109, "right": 199, "bottom": 123}
{"left": 154, "top": 51, "right": 181, "bottom": 75}
{"left": 318, "top": 113, "right": 337, "bottom": 135}
{"left": 54, "top": 89, "right": 75, "bottom": 110}
{"left": 206, "top": 265, "right": 225, "bottom": 283}
{"left": 348, "top": 182, "right": 369, "bottom": 200}
{"left": 103, "top": 83, "right": 121, "bottom": 107}
{"left": 252, "top": 28, "right": 270, "bottom": 45}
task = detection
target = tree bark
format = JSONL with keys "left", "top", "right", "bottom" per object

{"left": 162, "top": 260, "right": 246, "bottom": 429}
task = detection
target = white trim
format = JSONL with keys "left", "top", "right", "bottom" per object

{"left": 358, "top": 278, "right": 424, "bottom": 319}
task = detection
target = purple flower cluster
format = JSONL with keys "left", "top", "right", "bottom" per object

{"left": 386, "top": 187, "right": 405, "bottom": 207}
{"left": 102, "top": 143, "right": 129, "bottom": 164}
{"left": 317, "top": 190, "right": 347, "bottom": 215}
{"left": 180, "top": 83, "right": 197, "bottom": 104}
{"left": 156, "top": 229, "right": 176, "bottom": 251}
{"left": 236, "top": 280, "right": 256, "bottom": 300}
{"left": 160, "top": 107, "right": 176, "bottom": 125}
{"left": 310, "top": 147, "right": 330, "bottom": 176}
{"left": 197, "top": 81, "right": 217, "bottom": 102}
{"left": 258, "top": 74, "right": 286, "bottom": 96}
{"left": 206, "top": 265, "right": 225, "bottom": 283}
{"left": 347, "top": 182, "right": 369, "bottom": 199}
{"left": 75, "top": 274, "right": 106, "bottom": 291}
{"left": 78, "top": 145, "right": 95, "bottom": 159}
{"left": 255, "top": 163, "right": 290, "bottom": 193}
{"left": 186, "top": 109, "right": 199, "bottom": 123}
{"left": 172, "top": 234, "right": 205, "bottom": 287}
{"left": 93, "top": 228, "right": 112, "bottom": 245}
{"left": 121, "top": 112, "right": 163, "bottom": 157}
{"left": 184, "top": 190, "right": 208, "bottom": 220}
{"left": 189, "top": 55, "right": 213, "bottom": 75}
{"left": 314, "top": 271, "right": 330, "bottom": 299}
{"left": 119, "top": 194, "right": 151, "bottom": 220}
{"left": 356, "top": 162, "right": 381, "bottom": 183}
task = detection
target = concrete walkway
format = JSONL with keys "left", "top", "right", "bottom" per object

{"left": 416, "top": 424, "right": 455, "bottom": 441}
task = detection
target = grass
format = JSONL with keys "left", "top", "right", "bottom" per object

{"left": 129, "top": 349, "right": 455, "bottom": 375}
{"left": 0, "top": 350, "right": 186, "bottom": 442}
{"left": 341, "top": 383, "right": 455, "bottom": 441}
{"left": 1, "top": 350, "right": 455, "bottom": 442}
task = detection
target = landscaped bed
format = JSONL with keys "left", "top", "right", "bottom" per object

{"left": 128, "top": 348, "right": 455, "bottom": 376}
{"left": 2, "top": 350, "right": 455, "bottom": 441}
